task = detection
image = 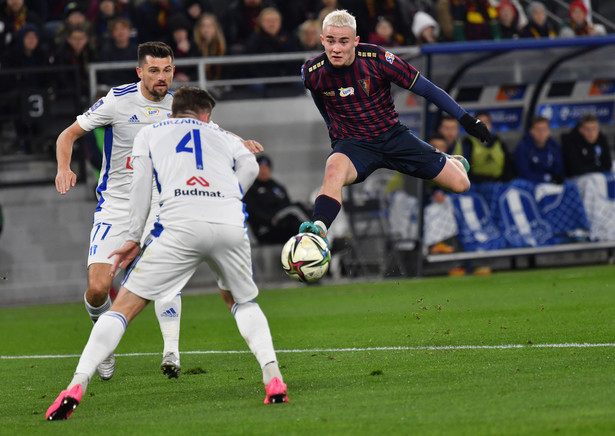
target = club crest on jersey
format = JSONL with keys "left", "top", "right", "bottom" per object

{"left": 385, "top": 51, "right": 395, "bottom": 64}
{"left": 145, "top": 107, "right": 159, "bottom": 116}
{"left": 358, "top": 78, "right": 371, "bottom": 96}
{"left": 339, "top": 87, "right": 354, "bottom": 97}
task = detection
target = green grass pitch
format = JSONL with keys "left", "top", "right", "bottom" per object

{"left": 1, "top": 265, "right": 614, "bottom": 435}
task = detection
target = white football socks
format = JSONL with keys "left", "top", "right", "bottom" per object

{"left": 155, "top": 293, "right": 182, "bottom": 356}
{"left": 232, "top": 301, "right": 282, "bottom": 384}
{"left": 84, "top": 293, "right": 111, "bottom": 324}
{"left": 70, "top": 311, "right": 127, "bottom": 392}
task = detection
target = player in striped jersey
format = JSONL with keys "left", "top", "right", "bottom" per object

{"left": 298, "top": 9, "right": 491, "bottom": 249}
{"left": 46, "top": 86, "right": 287, "bottom": 420}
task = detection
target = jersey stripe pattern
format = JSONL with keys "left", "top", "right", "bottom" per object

{"left": 302, "top": 43, "right": 420, "bottom": 140}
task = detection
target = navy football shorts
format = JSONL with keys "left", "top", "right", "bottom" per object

{"left": 330, "top": 123, "right": 446, "bottom": 184}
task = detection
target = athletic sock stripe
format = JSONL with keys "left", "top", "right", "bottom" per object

{"left": 101, "top": 311, "right": 128, "bottom": 330}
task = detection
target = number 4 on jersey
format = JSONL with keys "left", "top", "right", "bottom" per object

{"left": 176, "top": 129, "right": 203, "bottom": 170}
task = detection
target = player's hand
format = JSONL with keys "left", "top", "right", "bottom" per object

{"left": 242, "top": 139, "right": 264, "bottom": 154}
{"left": 460, "top": 114, "right": 491, "bottom": 143}
{"left": 109, "top": 241, "right": 140, "bottom": 276}
{"left": 55, "top": 169, "right": 77, "bottom": 195}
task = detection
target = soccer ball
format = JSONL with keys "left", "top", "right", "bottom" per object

{"left": 281, "top": 233, "right": 330, "bottom": 283}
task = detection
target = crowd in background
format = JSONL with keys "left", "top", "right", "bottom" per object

{"left": 0, "top": 0, "right": 613, "bottom": 90}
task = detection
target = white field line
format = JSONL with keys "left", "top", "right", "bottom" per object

{"left": 2, "top": 342, "right": 614, "bottom": 360}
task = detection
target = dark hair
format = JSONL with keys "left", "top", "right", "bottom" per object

{"left": 427, "top": 132, "right": 446, "bottom": 142}
{"left": 172, "top": 86, "right": 216, "bottom": 117}
{"left": 138, "top": 41, "right": 174, "bottom": 65}
{"left": 531, "top": 115, "right": 550, "bottom": 127}
{"left": 475, "top": 110, "right": 491, "bottom": 120}
{"left": 578, "top": 113, "right": 598, "bottom": 126}
{"left": 439, "top": 115, "right": 457, "bottom": 124}
{"left": 109, "top": 17, "right": 131, "bottom": 33}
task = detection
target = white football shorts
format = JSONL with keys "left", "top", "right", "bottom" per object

{"left": 87, "top": 208, "right": 159, "bottom": 267}
{"left": 122, "top": 221, "right": 258, "bottom": 304}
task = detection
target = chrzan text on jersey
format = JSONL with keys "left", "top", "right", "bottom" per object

{"left": 174, "top": 188, "right": 224, "bottom": 197}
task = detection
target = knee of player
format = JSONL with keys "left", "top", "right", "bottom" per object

{"left": 451, "top": 178, "right": 471, "bottom": 194}
{"left": 87, "top": 279, "right": 112, "bottom": 299}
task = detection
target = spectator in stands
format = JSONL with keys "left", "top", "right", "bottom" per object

{"left": 367, "top": 16, "right": 404, "bottom": 47}
{"left": 98, "top": 17, "right": 138, "bottom": 86}
{"left": 561, "top": 114, "right": 612, "bottom": 177}
{"left": 451, "top": 0, "right": 501, "bottom": 41}
{"left": 53, "top": 24, "right": 94, "bottom": 104}
{"left": 0, "top": 0, "right": 43, "bottom": 51}
{"left": 274, "top": 0, "right": 312, "bottom": 35}
{"left": 87, "top": 0, "right": 130, "bottom": 51}
{"left": 559, "top": 0, "right": 606, "bottom": 38}
{"left": 497, "top": 0, "right": 520, "bottom": 39}
{"left": 297, "top": 19, "right": 321, "bottom": 51}
{"left": 167, "top": 13, "right": 200, "bottom": 82}
{"left": 134, "top": 0, "right": 178, "bottom": 44}
{"left": 244, "top": 155, "right": 310, "bottom": 245}
{"left": 194, "top": 13, "right": 227, "bottom": 80}
{"left": 2, "top": 23, "right": 52, "bottom": 154}
{"left": 434, "top": 0, "right": 454, "bottom": 41}
{"left": 222, "top": 0, "right": 276, "bottom": 54}
{"left": 520, "top": 1, "right": 557, "bottom": 38}
{"left": 3, "top": 23, "right": 52, "bottom": 88}
{"left": 437, "top": 115, "right": 462, "bottom": 154}
{"left": 411, "top": 11, "right": 441, "bottom": 45}
{"left": 514, "top": 115, "right": 565, "bottom": 183}
{"left": 457, "top": 111, "right": 516, "bottom": 183}
{"left": 342, "top": 0, "right": 408, "bottom": 43}
{"left": 182, "top": 0, "right": 213, "bottom": 28}
{"left": 244, "top": 7, "right": 299, "bottom": 78}
{"left": 54, "top": 2, "right": 95, "bottom": 50}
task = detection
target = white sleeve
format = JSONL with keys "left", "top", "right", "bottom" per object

{"left": 234, "top": 151, "right": 258, "bottom": 193}
{"left": 128, "top": 130, "right": 154, "bottom": 242}
{"left": 76, "top": 89, "right": 117, "bottom": 131}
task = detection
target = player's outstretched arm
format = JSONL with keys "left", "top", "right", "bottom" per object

{"left": 108, "top": 241, "right": 140, "bottom": 276}
{"left": 55, "top": 121, "right": 88, "bottom": 195}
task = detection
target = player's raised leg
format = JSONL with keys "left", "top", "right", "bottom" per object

{"left": 84, "top": 263, "right": 116, "bottom": 380}
{"left": 431, "top": 156, "right": 471, "bottom": 194}
{"left": 155, "top": 293, "right": 182, "bottom": 378}
{"left": 47, "top": 288, "right": 148, "bottom": 420}
{"left": 300, "top": 153, "right": 357, "bottom": 246}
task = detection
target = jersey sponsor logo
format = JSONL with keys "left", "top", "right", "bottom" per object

{"left": 385, "top": 51, "right": 395, "bottom": 64}
{"left": 322, "top": 90, "right": 335, "bottom": 97}
{"left": 90, "top": 99, "right": 104, "bottom": 112}
{"left": 339, "top": 87, "right": 354, "bottom": 97}
{"left": 187, "top": 176, "right": 209, "bottom": 187}
{"left": 145, "top": 107, "right": 159, "bottom": 116}
{"left": 358, "top": 78, "right": 371, "bottom": 96}
{"left": 128, "top": 114, "right": 140, "bottom": 123}
{"left": 174, "top": 188, "right": 223, "bottom": 198}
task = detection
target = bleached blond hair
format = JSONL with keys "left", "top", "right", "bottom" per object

{"left": 322, "top": 9, "right": 356, "bottom": 34}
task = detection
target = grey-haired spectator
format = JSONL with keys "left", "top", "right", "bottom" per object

{"left": 520, "top": 1, "right": 558, "bottom": 38}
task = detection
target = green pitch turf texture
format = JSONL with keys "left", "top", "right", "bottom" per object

{"left": 1, "top": 265, "right": 614, "bottom": 435}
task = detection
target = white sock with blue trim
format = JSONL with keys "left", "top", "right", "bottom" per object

{"left": 71, "top": 311, "right": 127, "bottom": 390}
{"left": 232, "top": 301, "right": 281, "bottom": 384}
{"left": 84, "top": 293, "right": 111, "bottom": 324}
{"left": 155, "top": 294, "right": 181, "bottom": 356}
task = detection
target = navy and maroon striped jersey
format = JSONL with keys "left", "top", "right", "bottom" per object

{"left": 301, "top": 43, "right": 419, "bottom": 140}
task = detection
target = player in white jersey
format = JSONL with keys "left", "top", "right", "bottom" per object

{"left": 46, "top": 86, "right": 288, "bottom": 421}
{"left": 55, "top": 42, "right": 183, "bottom": 381}
{"left": 55, "top": 41, "right": 265, "bottom": 380}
